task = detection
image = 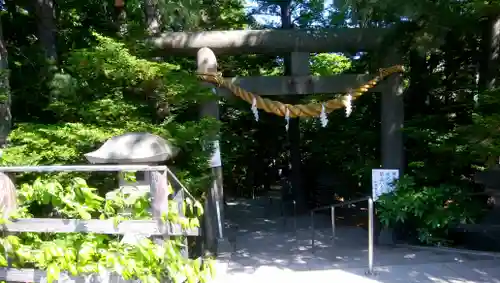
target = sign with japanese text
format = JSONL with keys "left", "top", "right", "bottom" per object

{"left": 372, "top": 169, "right": 399, "bottom": 201}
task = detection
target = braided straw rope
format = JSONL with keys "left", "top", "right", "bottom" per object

{"left": 197, "top": 65, "right": 405, "bottom": 118}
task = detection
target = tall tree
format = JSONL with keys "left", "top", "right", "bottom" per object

{"left": 144, "top": 0, "right": 162, "bottom": 34}
{"left": 114, "top": 0, "right": 127, "bottom": 35}
{"left": 479, "top": 14, "right": 500, "bottom": 91}
{"left": 34, "top": 0, "right": 57, "bottom": 62}
{"left": 0, "top": 12, "right": 10, "bottom": 147}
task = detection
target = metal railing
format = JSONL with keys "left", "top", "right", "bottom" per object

{"left": 0, "top": 164, "right": 197, "bottom": 279}
{"left": 310, "top": 196, "right": 375, "bottom": 275}
{"left": 0, "top": 164, "right": 168, "bottom": 172}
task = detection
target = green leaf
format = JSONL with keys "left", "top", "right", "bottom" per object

{"left": 68, "top": 264, "right": 78, "bottom": 276}
{"left": 72, "top": 177, "right": 89, "bottom": 188}
{"left": 0, "top": 253, "right": 8, "bottom": 267}
{"left": 194, "top": 201, "right": 204, "bottom": 216}
{"left": 113, "top": 216, "right": 123, "bottom": 227}
{"left": 189, "top": 218, "right": 200, "bottom": 227}
{"left": 123, "top": 172, "right": 137, "bottom": 183}
{"left": 47, "top": 264, "right": 61, "bottom": 283}
{"left": 78, "top": 244, "right": 94, "bottom": 263}
{"left": 167, "top": 184, "right": 174, "bottom": 196}
{"left": 76, "top": 207, "right": 92, "bottom": 220}
{"left": 42, "top": 191, "right": 51, "bottom": 205}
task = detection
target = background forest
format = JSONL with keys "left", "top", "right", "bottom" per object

{"left": 1, "top": 0, "right": 500, "bottom": 255}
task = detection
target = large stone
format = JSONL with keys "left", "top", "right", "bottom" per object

{"left": 84, "top": 132, "right": 178, "bottom": 164}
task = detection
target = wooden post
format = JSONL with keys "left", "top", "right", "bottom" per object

{"left": 0, "top": 172, "right": 16, "bottom": 219}
{"left": 0, "top": 172, "right": 16, "bottom": 269}
{"left": 149, "top": 169, "right": 193, "bottom": 261}
{"left": 166, "top": 166, "right": 189, "bottom": 258}
{"left": 149, "top": 170, "right": 169, "bottom": 243}
{"left": 197, "top": 47, "right": 224, "bottom": 254}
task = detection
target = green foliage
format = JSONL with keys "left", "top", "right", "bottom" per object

{"left": 3, "top": 123, "right": 124, "bottom": 166}
{"left": 0, "top": 0, "right": 245, "bottom": 282}
{"left": 309, "top": 53, "right": 352, "bottom": 76}
{"left": 456, "top": 89, "right": 500, "bottom": 165}
{"left": 49, "top": 33, "right": 207, "bottom": 124}
{"left": 300, "top": 53, "right": 380, "bottom": 193}
{"left": 0, "top": 32, "right": 218, "bottom": 283}
{"left": 3, "top": 33, "right": 220, "bottom": 195}
{"left": 0, "top": 69, "right": 10, "bottom": 104}
{"left": 0, "top": 176, "right": 211, "bottom": 283}
{"left": 0, "top": 120, "right": 217, "bottom": 194}
{"left": 3, "top": 0, "right": 500, "bottom": 259}
{"left": 377, "top": 175, "right": 482, "bottom": 245}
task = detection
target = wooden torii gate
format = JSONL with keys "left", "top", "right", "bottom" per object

{"left": 148, "top": 28, "right": 404, "bottom": 254}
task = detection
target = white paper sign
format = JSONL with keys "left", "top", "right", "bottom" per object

{"left": 372, "top": 169, "right": 399, "bottom": 201}
{"left": 209, "top": 140, "right": 222, "bottom": 167}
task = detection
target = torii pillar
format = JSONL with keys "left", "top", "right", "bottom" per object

{"left": 382, "top": 52, "right": 404, "bottom": 173}
{"left": 197, "top": 47, "right": 227, "bottom": 256}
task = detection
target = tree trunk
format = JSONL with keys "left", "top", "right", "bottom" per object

{"left": 455, "top": 31, "right": 477, "bottom": 125}
{"left": 404, "top": 49, "right": 428, "bottom": 171}
{"left": 114, "top": 0, "right": 127, "bottom": 35}
{"left": 34, "top": 0, "right": 57, "bottom": 62}
{"left": 478, "top": 15, "right": 500, "bottom": 91}
{"left": 144, "top": 0, "right": 162, "bottom": 34}
{"left": 0, "top": 16, "right": 11, "bottom": 147}
{"left": 478, "top": 14, "right": 500, "bottom": 163}
{"left": 407, "top": 49, "right": 428, "bottom": 119}
{"left": 443, "top": 31, "right": 459, "bottom": 108}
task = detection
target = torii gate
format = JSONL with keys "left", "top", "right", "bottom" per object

{"left": 148, "top": 28, "right": 404, "bottom": 254}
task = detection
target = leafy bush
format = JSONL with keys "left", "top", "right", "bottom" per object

{"left": 0, "top": 176, "right": 210, "bottom": 283}
{"left": 377, "top": 175, "right": 482, "bottom": 245}
{"left": 3, "top": 33, "right": 219, "bottom": 196}
{"left": 1, "top": 120, "right": 217, "bottom": 195}
{"left": 0, "top": 32, "right": 217, "bottom": 283}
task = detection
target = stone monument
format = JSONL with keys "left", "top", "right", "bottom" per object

{"left": 84, "top": 132, "right": 180, "bottom": 244}
{"left": 85, "top": 132, "right": 178, "bottom": 190}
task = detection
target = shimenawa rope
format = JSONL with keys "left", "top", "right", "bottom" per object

{"left": 197, "top": 65, "right": 404, "bottom": 118}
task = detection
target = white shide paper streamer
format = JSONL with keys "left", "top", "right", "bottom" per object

{"left": 251, "top": 97, "right": 259, "bottom": 121}
{"left": 320, "top": 103, "right": 328, "bottom": 127}
{"left": 285, "top": 108, "right": 290, "bottom": 131}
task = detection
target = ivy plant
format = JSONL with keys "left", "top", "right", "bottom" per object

{"left": 0, "top": 176, "right": 213, "bottom": 283}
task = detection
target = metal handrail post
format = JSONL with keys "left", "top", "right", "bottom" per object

{"left": 330, "top": 206, "right": 335, "bottom": 241}
{"left": 367, "top": 197, "right": 375, "bottom": 275}
{"left": 310, "top": 211, "right": 315, "bottom": 251}
{"left": 309, "top": 196, "right": 371, "bottom": 255}
{"left": 281, "top": 201, "right": 286, "bottom": 228}
{"left": 215, "top": 200, "right": 223, "bottom": 239}
{"left": 293, "top": 200, "right": 297, "bottom": 232}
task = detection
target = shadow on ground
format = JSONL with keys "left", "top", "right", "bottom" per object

{"left": 214, "top": 197, "right": 500, "bottom": 283}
